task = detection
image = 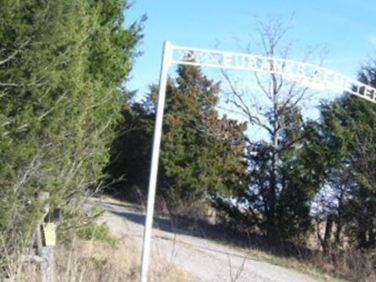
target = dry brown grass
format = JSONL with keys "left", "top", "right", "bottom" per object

{"left": 307, "top": 248, "right": 376, "bottom": 282}
{"left": 17, "top": 236, "right": 199, "bottom": 282}
{"left": 56, "top": 237, "right": 199, "bottom": 282}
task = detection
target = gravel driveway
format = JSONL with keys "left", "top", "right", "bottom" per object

{"left": 97, "top": 199, "right": 318, "bottom": 282}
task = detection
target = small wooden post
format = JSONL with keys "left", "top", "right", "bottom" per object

{"left": 36, "top": 191, "right": 55, "bottom": 282}
{"left": 41, "top": 245, "right": 55, "bottom": 282}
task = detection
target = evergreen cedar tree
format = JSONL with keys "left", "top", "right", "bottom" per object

{"left": 106, "top": 64, "right": 249, "bottom": 213}
{"left": 0, "top": 0, "right": 142, "bottom": 267}
{"left": 315, "top": 61, "right": 376, "bottom": 249}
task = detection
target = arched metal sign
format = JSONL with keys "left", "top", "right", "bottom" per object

{"left": 140, "top": 41, "right": 376, "bottom": 282}
{"left": 172, "top": 45, "right": 376, "bottom": 103}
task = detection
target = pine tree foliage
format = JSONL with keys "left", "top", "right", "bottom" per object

{"left": 105, "top": 101, "right": 154, "bottom": 201}
{"left": 160, "top": 65, "right": 248, "bottom": 211}
{"left": 230, "top": 104, "right": 325, "bottom": 241}
{"left": 0, "top": 0, "right": 142, "bottom": 270}
{"left": 106, "top": 64, "right": 248, "bottom": 213}
{"left": 315, "top": 62, "right": 376, "bottom": 249}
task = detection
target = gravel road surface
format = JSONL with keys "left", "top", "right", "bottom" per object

{"left": 97, "top": 199, "right": 318, "bottom": 282}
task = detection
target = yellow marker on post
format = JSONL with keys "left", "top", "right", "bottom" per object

{"left": 43, "top": 223, "right": 57, "bottom": 247}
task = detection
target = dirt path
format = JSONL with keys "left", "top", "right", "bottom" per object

{"left": 97, "top": 199, "right": 318, "bottom": 282}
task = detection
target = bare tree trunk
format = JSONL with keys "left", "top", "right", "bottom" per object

{"left": 268, "top": 124, "right": 279, "bottom": 241}
{"left": 357, "top": 224, "right": 367, "bottom": 248}
{"left": 222, "top": 18, "right": 317, "bottom": 243}
{"left": 335, "top": 221, "right": 342, "bottom": 246}
{"left": 323, "top": 215, "right": 334, "bottom": 254}
{"left": 268, "top": 69, "right": 280, "bottom": 242}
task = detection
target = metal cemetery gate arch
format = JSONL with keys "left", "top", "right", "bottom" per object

{"left": 140, "top": 41, "right": 376, "bottom": 282}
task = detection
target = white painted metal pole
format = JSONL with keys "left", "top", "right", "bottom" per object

{"left": 140, "top": 41, "right": 172, "bottom": 282}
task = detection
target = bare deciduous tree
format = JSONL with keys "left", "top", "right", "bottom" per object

{"left": 221, "top": 18, "right": 326, "bottom": 240}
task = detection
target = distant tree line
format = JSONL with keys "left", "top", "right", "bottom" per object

{"left": 106, "top": 62, "right": 376, "bottom": 280}
{"left": 106, "top": 60, "right": 376, "bottom": 249}
{"left": 105, "top": 21, "right": 376, "bottom": 280}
